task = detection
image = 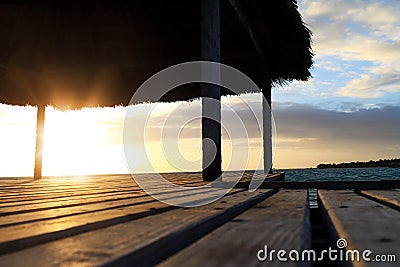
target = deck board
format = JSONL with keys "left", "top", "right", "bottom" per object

{"left": 0, "top": 191, "right": 142, "bottom": 215}
{"left": 318, "top": 190, "right": 400, "bottom": 267}
{"left": 0, "top": 188, "right": 138, "bottom": 204}
{"left": 0, "top": 188, "right": 276, "bottom": 266}
{"left": 357, "top": 190, "right": 400, "bottom": 211}
{"left": 0, "top": 194, "right": 164, "bottom": 227}
{"left": 0, "top": 196, "right": 172, "bottom": 255}
{"left": 0, "top": 174, "right": 399, "bottom": 266}
{"left": 159, "top": 190, "right": 310, "bottom": 267}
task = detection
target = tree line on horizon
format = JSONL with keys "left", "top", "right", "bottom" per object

{"left": 316, "top": 158, "right": 400, "bottom": 169}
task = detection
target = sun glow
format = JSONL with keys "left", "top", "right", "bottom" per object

{"left": 0, "top": 94, "right": 264, "bottom": 178}
{"left": 0, "top": 104, "right": 36, "bottom": 177}
{"left": 41, "top": 106, "right": 129, "bottom": 176}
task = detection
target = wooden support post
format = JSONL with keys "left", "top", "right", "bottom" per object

{"left": 34, "top": 104, "right": 45, "bottom": 179}
{"left": 201, "top": 0, "right": 221, "bottom": 181}
{"left": 229, "top": 0, "right": 273, "bottom": 174}
{"left": 262, "top": 83, "right": 273, "bottom": 174}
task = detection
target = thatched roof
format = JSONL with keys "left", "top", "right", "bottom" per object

{"left": 0, "top": 0, "right": 312, "bottom": 108}
{"left": 247, "top": 0, "right": 313, "bottom": 83}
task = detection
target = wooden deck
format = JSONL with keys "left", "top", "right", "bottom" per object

{"left": 0, "top": 173, "right": 399, "bottom": 266}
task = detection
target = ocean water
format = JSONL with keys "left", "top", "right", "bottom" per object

{"left": 277, "top": 167, "right": 400, "bottom": 182}
{"left": 1, "top": 168, "right": 399, "bottom": 182}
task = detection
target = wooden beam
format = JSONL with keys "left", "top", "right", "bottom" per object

{"left": 218, "top": 180, "right": 400, "bottom": 190}
{"left": 262, "top": 83, "right": 272, "bottom": 174}
{"left": 34, "top": 105, "right": 45, "bottom": 179}
{"left": 201, "top": 0, "right": 221, "bottom": 181}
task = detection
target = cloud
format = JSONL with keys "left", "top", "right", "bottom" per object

{"left": 126, "top": 98, "right": 400, "bottom": 168}
{"left": 337, "top": 73, "right": 400, "bottom": 98}
{"left": 315, "top": 60, "right": 350, "bottom": 73}
{"left": 304, "top": 1, "right": 399, "bottom": 26}
{"left": 298, "top": 0, "right": 400, "bottom": 100}
{"left": 273, "top": 102, "right": 400, "bottom": 146}
{"left": 123, "top": 94, "right": 263, "bottom": 144}
{"left": 302, "top": 1, "right": 400, "bottom": 39}
{"left": 271, "top": 101, "right": 400, "bottom": 167}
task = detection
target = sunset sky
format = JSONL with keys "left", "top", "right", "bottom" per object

{"left": 0, "top": 0, "right": 399, "bottom": 177}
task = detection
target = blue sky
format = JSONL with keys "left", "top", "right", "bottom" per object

{"left": 274, "top": 0, "right": 400, "bottom": 110}
{"left": 271, "top": 0, "right": 400, "bottom": 168}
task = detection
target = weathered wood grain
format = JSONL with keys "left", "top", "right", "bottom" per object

{"left": 0, "top": 185, "right": 249, "bottom": 254}
{"left": 357, "top": 190, "right": 400, "bottom": 211}
{"left": 231, "top": 180, "right": 400, "bottom": 190}
{"left": 0, "top": 194, "right": 161, "bottom": 227}
{"left": 318, "top": 190, "right": 400, "bottom": 267}
{"left": 0, "top": 191, "right": 141, "bottom": 215}
{"left": 0, "top": 189, "right": 276, "bottom": 266}
{"left": 1, "top": 174, "right": 398, "bottom": 267}
{"left": 159, "top": 190, "right": 310, "bottom": 267}
{"left": 0, "top": 187, "right": 138, "bottom": 204}
{"left": 0, "top": 197, "right": 173, "bottom": 255}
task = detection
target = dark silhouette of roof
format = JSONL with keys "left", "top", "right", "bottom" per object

{"left": 0, "top": 0, "right": 313, "bottom": 108}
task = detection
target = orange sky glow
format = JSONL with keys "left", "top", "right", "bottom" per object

{"left": 1, "top": 92, "right": 399, "bottom": 178}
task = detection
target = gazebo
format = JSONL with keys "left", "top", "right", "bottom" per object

{"left": 0, "top": 0, "right": 312, "bottom": 180}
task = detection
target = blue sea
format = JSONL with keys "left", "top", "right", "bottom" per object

{"left": 276, "top": 167, "right": 400, "bottom": 182}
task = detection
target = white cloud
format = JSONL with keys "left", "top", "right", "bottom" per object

{"left": 337, "top": 72, "right": 400, "bottom": 98}
{"left": 298, "top": 0, "right": 400, "bottom": 99}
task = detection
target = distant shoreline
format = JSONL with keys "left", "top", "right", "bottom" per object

{"left": 317, "top": 158, "right": 400, "bottom": 169}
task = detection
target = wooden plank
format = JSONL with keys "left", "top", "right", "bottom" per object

{"left": 229, "top": 180, "right": 400, "bottom": 190}
{"left": 356, "top": 190, "right": 400, "bottom": 211}
{"left": 0, "top": 176, "right": 136, "bottom": 191}
{"left": 0, "top": 173, "right": 256, "bottom": 207}
{"left": 0, "top": 185, "right": 135, "bottom": 198}
{"left": 0, "top": 187, "right": 138, "bottom": 204}
{"left": 0, "top": 194, "right": 160, "bottom": 227}
{"left": 0, "top": 182, "right": 136, "bottom": 197}
{"left": 232, "top": 172, "right": 285, "bottom": 183}
{"left": 0, "top": 174, "right": 207, "bottom": 205}
{"left": 0, "top": 191, "right": 141, "bottom": 215}
{"left": 0, "top": 172, "right": 246, "bottom": 191}
{"left": 0, "top": 177, "right": 134, "bottom": 190}
{"left": 0, "top": 176, "right": 140, "bottom": 200}
{"left": 267, "top": 172, "right": 285, "bottom": 181}
{"left": 0, "top": 173, "right": 202, "bottom": 189}
{"left": 159, "top": 190, "right": 310, "bottom": 267}
{"left": 0, "top": 189, "right": 276, "bottom": 266}
{"left": 318, "top": 190, "right": 400, "bottom": 267}
{"left": 0, "top": 196, "right": 173, "bottom": 255}
{"left": 0, "top": 186, "right": 248, "bottom": 254}
{"left": 0, "top": 178, "right": 33, "bottom": 185}
{"left": 0, "top": 180, "right": 136, "bottom": 192}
